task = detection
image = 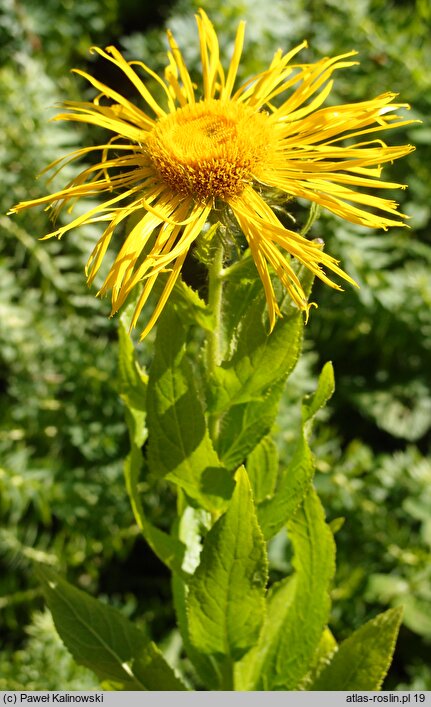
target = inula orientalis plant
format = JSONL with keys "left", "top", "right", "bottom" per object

{"left": 9, "top": 9, "right": 415, "bottom": 690}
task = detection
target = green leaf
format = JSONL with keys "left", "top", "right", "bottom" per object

{"left": 219, "top": 268, "right": 263, "bottom": 361}
{"left": 297, "top": 628, "right": 338, "bottom": 690}
{"left": 176, "top": 500, "right": 213, "bottom": 575}
{"left": 246, "top": 435, "right": 279, "bottom": 504}
{"left": 311, "top": 607, "right": 403, "bottom": 690}
{"left": 257, "top": 432, "right": 314, "bottom": 540}
{"left": 146, "top": 270, "right": 214, "bottom": 333}
{"left": 38, "top": 566, "right": 187, "bottom": 691}
{"left": 208, "top": 303, "right": 303, "bottom": 414}
{"left": 124, "top": 444, "right": 186, "bottom": 577}
{"left": 117, "top": 313, "right": 147, "bottom": 461}
{"left": 172, "top": 573, "right": 220, "bottom": 690}
{"left": 118, "top": 316, "right": 185, "bottom": 575}
{"left": 171, "top": 504, "right": 220, "bottom": 689}
{"left": 236, "top": 486, "right": 335, "bottom": 690}
{"left": 302, "top": 361, "right": 335, "bottom": 423}
{"left": 187, "top": 466, "right": 268, "bottom": 666}
{"left": 118, "top": 314, "right": 148, "bottom": 414}
{"left": 172, "top": 276, "right": 214, "bottom": 333}
{"left": 257, "top": 362, "right": 335, "bottom": 539}
{"left": 146, "top": 306, "right": 234, "bottom": 511}
{"left": 216, "top": 382, "right": 285, "bottom": 470}
{"left": 208, "top": 274, "right": 302, "bottom": 473}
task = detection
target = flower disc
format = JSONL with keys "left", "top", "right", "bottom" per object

{"left": 146, "top": 99, "right": 273, "bottom": 201}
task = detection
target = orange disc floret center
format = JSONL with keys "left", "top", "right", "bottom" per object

{"left": 146, "top": 99, "right": 273, "bottom": 201}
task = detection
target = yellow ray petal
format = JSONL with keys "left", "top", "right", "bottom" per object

{"left": 221, "top": 19, "right": 245, "bottom": 100}
{"left": 89, "top": 46, "right": 167, "bottom": 119}
{"left": 136, "top": 250, "right": 189, "bottom": 340}
{"left": 196, "top": 9, "right": 224, "bottom": 99}
{"left": 166, "top": 30, "right": 196, "bottom": 105}
{"left": 52, "top": 108, "right": 148, "bottom": 141}
{"left": 106, "top": 198, "right": 194, "bottom": 307}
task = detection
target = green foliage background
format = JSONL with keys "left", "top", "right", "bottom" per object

{"left": 1, "top": 0, "right": 430, "bottom": 690}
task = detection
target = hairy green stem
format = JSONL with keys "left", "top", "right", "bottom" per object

{"left": 219, "top": 657, "right": 235, "bottom": 691}
{"left": 206, "top": 239, "right": 224, "bottom": 443}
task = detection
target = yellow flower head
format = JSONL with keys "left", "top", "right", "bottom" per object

{"left": 10, "top": 10, "right": 415, "bottom": 339}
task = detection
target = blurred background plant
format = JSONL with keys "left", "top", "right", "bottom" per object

{"left": 1, "top": 0, "right": 429, "bottom": 690}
